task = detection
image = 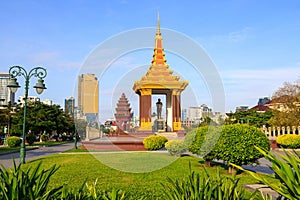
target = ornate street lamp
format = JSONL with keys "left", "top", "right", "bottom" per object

{"left": 7, "top": 66, "right": 47, "bottom": 164}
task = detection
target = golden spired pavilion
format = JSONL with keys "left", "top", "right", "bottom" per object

{"left": 132, "top": 15, "right": 189, "bottom": 133}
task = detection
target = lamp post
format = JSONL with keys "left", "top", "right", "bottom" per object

{"left": 7, "top": 66, "right": 47, "bottom": 164}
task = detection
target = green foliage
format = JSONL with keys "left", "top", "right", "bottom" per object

{"left": 0, "top": 160, "right": 62, "bottom": 200}
{"left": 0, "top": 160, "right": 128, "bottom": 200}
{"left": 11, "top": 102, "right": 75, "bottom": 137}
{"left": 225, "top": 110, "right": 274, "bottom": 127}
{"left": 60, "top": 179, "right": 127, "bottom": 200}
{"left": 142, "top": 135, "right": 167, "bottom": 150}
{"left": 231, "top": 146, "right": 300, "bottom": 200}
{"left": 165, "top": 140, "right": 186, "bottom": 156}
{"left": 162, "top": 164, "right": 253, "bottom": 200}
{"left": 217, "top": 124, "right": 270, "bottom": 165}
{"left": 26, "top": 133, "right": 36, "bottom": 145}
{"left": 6, "top": 136, "right": 21, "bottom": 147}
{"left": 187, "top": 126, "right": 222, "bottom": 160}
{"left": 188, "top": 124, "right": 270, "bottom": 165}
{"left": 276, "top": 134, "right": 300, "bottom": 149}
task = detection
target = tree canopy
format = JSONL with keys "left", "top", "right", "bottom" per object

{"left": 269, "top": 78, "right": 300, "bottom": 126}
{"left": 9, "top": 102, "right": 75, "bottom": 136}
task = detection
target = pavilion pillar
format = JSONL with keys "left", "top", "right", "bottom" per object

{"left": 139, "top": 89, "right": 152, "bottom": 130}
{"left": 172, "top": 90, "right": 182, "bottom": 131}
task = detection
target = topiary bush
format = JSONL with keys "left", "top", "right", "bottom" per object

{"left": 188, "top": 124, "right": 270, "bottom": 166}
{"left": 217, "top": 124, "right": 270, "bottom": 166}
{"left": 165, "top": 140, "right": 186, "bottom": 156}
{"left": 276, "top": 134, "right": 300, "bottom": 149}
{"left": 187, "top": 126, "right": 222, "bottom": 160}
{"left": 26, "top": 133, "right": 36, "bottom": 146}
{"left": 6, "top": 136, "right": 22, "bottom": 147}
{"left": 143, "top": 135, "right": 167, "bottom": 150}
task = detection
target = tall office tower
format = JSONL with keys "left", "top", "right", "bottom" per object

{"left": 78, "top": 74, "right": 99, "bottom": 123}
{"left": 65, "top": 96, "right": 75, "bottom": 116}
{"left": 0, "top": 72, "right": 15, "bottom": 107}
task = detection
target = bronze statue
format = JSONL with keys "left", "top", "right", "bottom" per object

{"left": 156, "top": 98, "right": 163, "bottom": 119}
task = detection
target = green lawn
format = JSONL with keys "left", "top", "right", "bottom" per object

{"left": 21, "top": 152, "right": 269, "bottom": 199}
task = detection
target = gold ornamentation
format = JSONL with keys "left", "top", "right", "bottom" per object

{"left": 140, "top": 89, "right": 152, "bottom": 96}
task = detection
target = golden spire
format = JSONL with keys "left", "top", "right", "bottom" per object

{"left": 156, "top": 12, "right": 161, "bottom": 35}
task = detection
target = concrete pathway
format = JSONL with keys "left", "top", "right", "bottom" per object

{"left": 0, "top": 142, "right": 81, "bottom": 169}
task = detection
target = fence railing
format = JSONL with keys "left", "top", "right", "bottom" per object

{"left": 261, "top": 125, "right": 300, "bottom": 138}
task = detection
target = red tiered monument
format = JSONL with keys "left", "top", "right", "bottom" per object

{"left": 114, "top": 93, "right": 132, "bottom": 133}
{"left": 133, "top": 14, "right": 188, "bottom": 133}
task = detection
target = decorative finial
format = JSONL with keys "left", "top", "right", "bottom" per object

{"left": 157, "top": 12, "right": 160, "bottom": 35}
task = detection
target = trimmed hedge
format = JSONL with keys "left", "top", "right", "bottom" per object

{"left": 187, "top": 124, "right": 270, "bottom": 165}
{"left": 276, "top": 134, "right": 300, "bottom": 149}
{"left": 187, "top": 126, "right": 222, "bottom": 160}
{"left": 7, "top": 136, "right": 22, "bottom": 148}
{"left": 165, "top": 140, "right": 186, "bottom": 156}
{"left": 143, "top": 135, "right": 167, "bottom": 150}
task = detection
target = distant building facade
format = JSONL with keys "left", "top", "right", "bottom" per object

{"left": 0, "top": 72, "right": 15, "bottom": 107}
{"left": 18, "top": 96, "right": 40, "bottom": 106}
{"left": 78, "top": 74, "right": 99, "bottom": 123}
{"left": 235, "top": 106, "right": 249, "bottom": 112}
{"left": 65, "top": 96, "right": 75, "bottom": 116}
{"left": 42, "top": 99, "right": 52, "bottom": 106}
{"left": 258, "top": 97, "right": 270, "bottom": 105}
{"left": 181, "top": 104, "right": 224, "bottom": 127}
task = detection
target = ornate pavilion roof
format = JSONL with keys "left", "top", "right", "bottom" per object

{"left": 133, "top": 14, "right": 189, "bottom": 94}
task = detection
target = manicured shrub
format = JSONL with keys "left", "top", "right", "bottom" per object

{"left": 6, "top": 136, "right": 21, "bottom": 147}
{"left": 143, "top": 135, "right": 167, "bottom": 150}
{"left": 165, "top": 140, "right": 186, "bottom": 156}
{"left": 276, "top": 134, "right": 300, "bottom": 149}
{"left": 187, "top": 126, "right": 222, "bottom": 160}
{"left": 188, "top": 124, "right": 270, "bottom": 166}
{"left": 26, "top": 133, "right": 36, "bottom": 145}
{"left": 217, "top": 124, "right": 270, "bottom": 166}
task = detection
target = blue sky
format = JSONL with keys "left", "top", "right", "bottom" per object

{"left": 1, "top": 0, "right": 300, "bottom": 122}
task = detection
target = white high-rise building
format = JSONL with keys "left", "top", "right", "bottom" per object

{"left": 0, "top": 72, "right": 15, "bottom": 107}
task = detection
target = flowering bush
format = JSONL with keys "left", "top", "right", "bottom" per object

{"left": 276, "top": 134, "right": 300, "bottom": 149}
{"left": 143, "top": 135, "right": 167, "bottom": 150}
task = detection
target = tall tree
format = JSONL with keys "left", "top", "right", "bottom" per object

{"left": 269, "top": 78, "right": 300, "bottom": 126}
{"left": 10, "top": 102, "right": 75, "bottom": 136}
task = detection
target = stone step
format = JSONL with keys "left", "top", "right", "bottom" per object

{"left": 156, "top": 132, "right": 179, "bottom": 140}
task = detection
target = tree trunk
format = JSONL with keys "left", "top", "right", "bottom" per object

{"left": 205, "top": 159, "right": 211, "bottom": 167}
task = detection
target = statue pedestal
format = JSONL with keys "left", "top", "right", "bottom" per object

{"left": 157, "top": 119, "right": 165, "bottom": 131}
{"left": 153, "top": 119, "right": 165, "bottom": 132}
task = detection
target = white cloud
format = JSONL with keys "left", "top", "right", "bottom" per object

{"left": 196, "top": 27, "right": 253, "bottom": 45}
{"left": 221, "top": 66, "right": 300, "bottom": 81}
{"left": 220, "top": 65, "right": 300, "bottom": 111}
{"left": 228, "top": 27, "right": 252, "bottom": 43}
